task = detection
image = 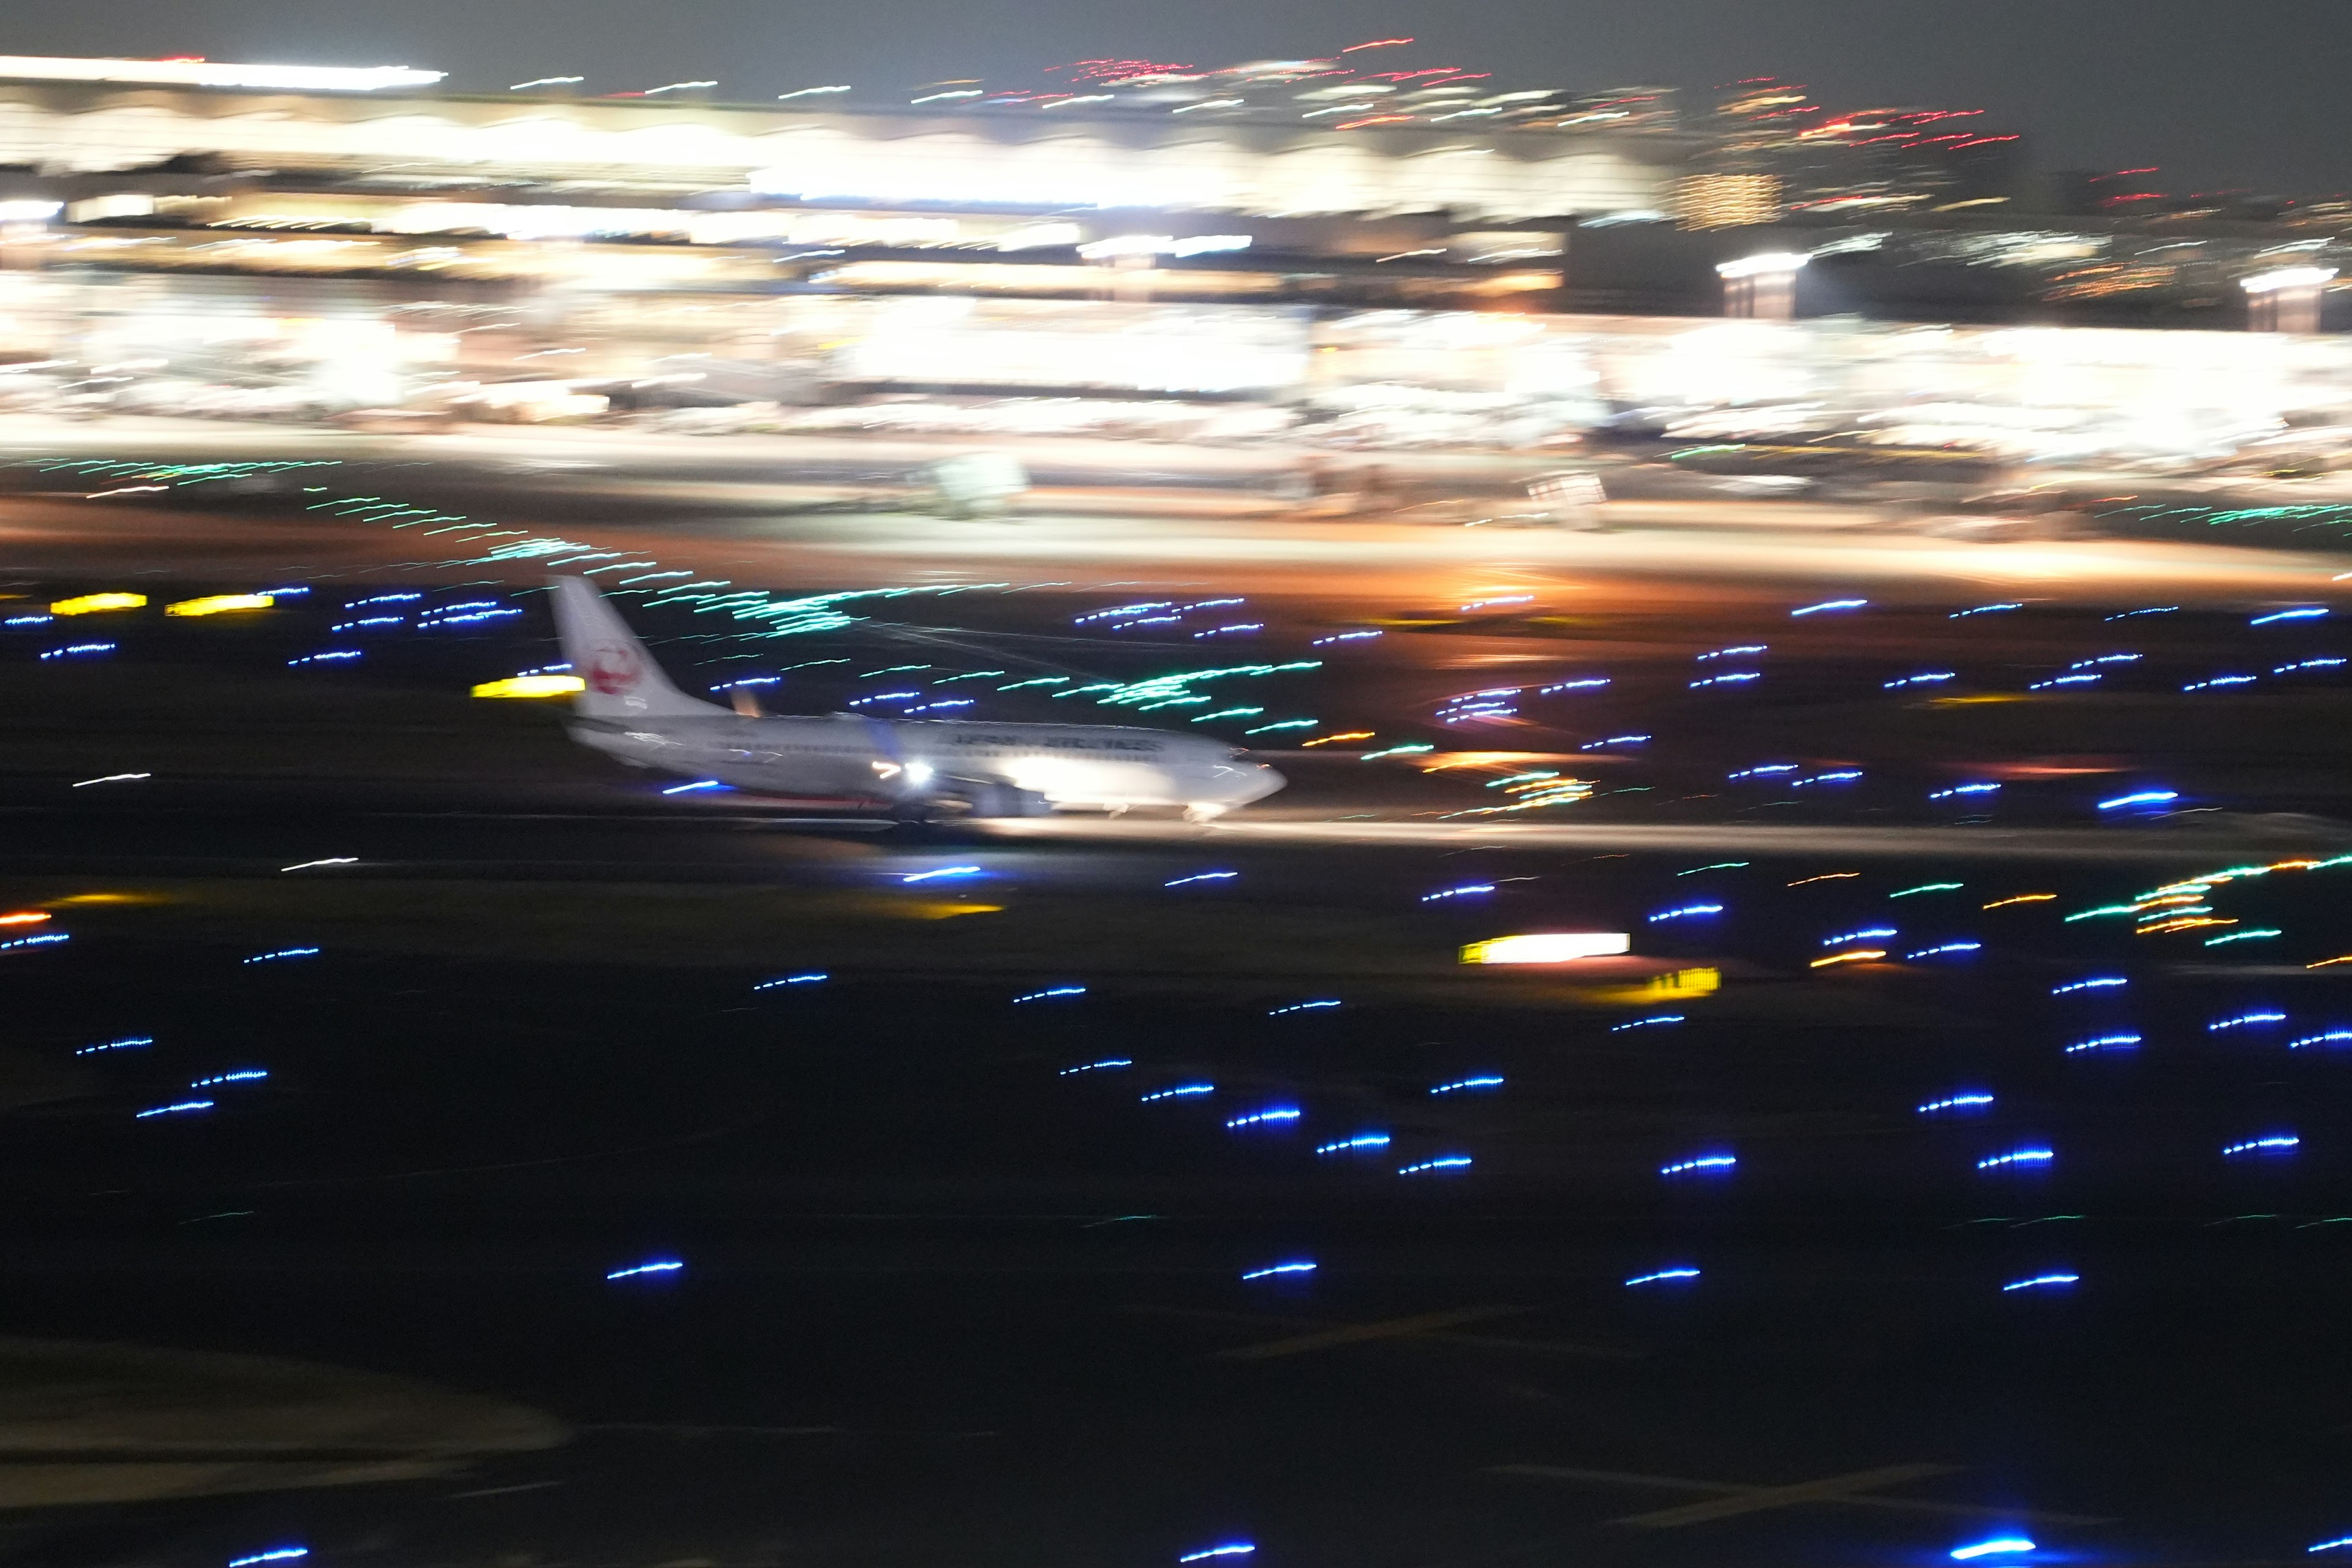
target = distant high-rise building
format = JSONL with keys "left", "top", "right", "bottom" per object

{"left": 1688, "top": 79, "right": 2024, "bottom": 223}
{"left": 1675, "top": 173, "right": 1782, "bottom": 228}
{"left": 2051, "top": 167, "right": 2166, "bottom": 217}
{"left": 1784, "top": 108, "right": 2026, "bottom": 213}
{"left": 1538, "top": 86, "right": 1681, "bottom": 134}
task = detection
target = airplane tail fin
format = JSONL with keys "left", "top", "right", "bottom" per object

{"left": 547, "top": 576, "right": 725, "bottom": 719}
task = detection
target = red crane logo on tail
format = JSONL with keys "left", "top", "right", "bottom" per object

{"left": 586, "top": 643, "right": 643, "bottom": 696}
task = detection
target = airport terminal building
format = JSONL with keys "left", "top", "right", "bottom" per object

{"left": 0, "top": 54, "right": 1686, "bottom": 311}
{"left": 0, "top": 56, "right": 2345, "bottom": 465}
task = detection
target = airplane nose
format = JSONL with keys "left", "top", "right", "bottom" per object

{"left": 1235, "top": 764, "right": 1286, "bottom": 803}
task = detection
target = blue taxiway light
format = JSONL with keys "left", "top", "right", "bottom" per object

{"left": 1978, "top": 1149, "right": 2055, "bottom": 1169}
{"left": 1431, "top": 1076, "right": 1504, "bottom": 1095}
{"left": 1397, "top": 1156, "right": 1472, "bottom": 1175}
{"left": 662, "top": 780, "right": 729, "bottom": 795}
{"left": 1792, "top": 598, "right": 1868, "bottom": 616}
{"left": 2288, "top": 1031, "right": 2352, "bottom": 1050}
{"left": 1141, "top": 1085, "right": 1215, "bottom": 1102}
{"left": 1165, "top": 872, "right": 1238, "bottom": 887}
{"left": 2064, "top": 1035, "right": 2142, "bottom": 1054}
{"left": 1611, "top": 1015, "right": 1684, "bottom": 1033}
{"left": 1178, "top": 1547, "right": 1256, "bottom": 1563}
{"left": 1058, "top": 1060, "right": 1133, "bottom": 1076}
{"left": 2098, "top": 791, "right": 2179, "bottom": 810}
{"left": 2223, "top": 1136, "right": 2299, "bottom": 1156}
{"left": 1625, "top": 1267, "right": 1700, "bottom": 1286}
{"left": 1660, "top": 1155, "right": 1736, "bottom": 1176}
{"left": 0, "top": 930, "right": 67, "bottom": 959}
{"left": 754, "top": 973, "right": 827, "bottom": 990}
{"left": 242, "top": 948, "right": 319, "bottom": 964}
{"left": 606, "top": 1261, "right": 684, "bottom": 1281}
{"left": 1824, "top": 927, "right": 1896, "bottom": 945}
{"left": 1240, "top": 1262, "right": 1316, "bottom": 1281}
{"left": 228, "top": 1551, "right": 311, "bottom": 1568}
{"left": 1648, "top": 905, "right": 1723, "bottom": 922}
{"left": 2252, "top": 607, "right": 2328, "bottom": 625}
{"left": 1224, "top": 1107, "right": 1302, "bottom": 1129}
{"left": 75, "top": 1038, "right": 153, "bottom": 1055}
{"left": 1918, "top": 1093, "right": 1994, "bottom": 1114}
{"left": 2002, "top": 1273, "right": 2078, "bottom": 1292}
{"left": 1315, "top": 1133, "right": 1391, "bottom": 1154}
{"left": 134, "top": 1101, "right": 213, "bottom": 1119}
{"left": 1269, "top": 1000, "right": 1340, "bottom": 1016}
{"left": 2051, "top": 977, "right": 2127, "bottom": 995}
{"left": 1950, "top": 1538, "right": 2036, "bottom": 1561}
{"left": 1907, "top": 943, "right": 1983, "bottom": 959}
{"left": 0, "top": 934, "right": 70, "bottom": 954}
{"left": 2209, "top": 1012, "right": 2286, "bottom": 1031}
{"left": 902, "top": 866, "right": 983, "bottom": 883}
{"left": 1074, "top": 602, "right": 1170, "bottom": 624}
{"left": 1014, "top": 986, "right": 1088, "bottom": 1003}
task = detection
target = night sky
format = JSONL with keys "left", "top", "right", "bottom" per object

{"left": 9, "top": 1, "right": 2348, "bottom": 196}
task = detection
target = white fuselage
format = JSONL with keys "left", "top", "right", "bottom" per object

{"left": 568, "top": 712, "right": 1285, "bottom": 813}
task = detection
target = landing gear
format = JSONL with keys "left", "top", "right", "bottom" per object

{"left": 1182, "top": 802, "right": 1227, "bottom": 825}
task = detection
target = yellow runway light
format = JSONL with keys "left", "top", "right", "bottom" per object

{"left": 165, "top": 594, "right": 274, "bottom": 617}
{"left": 51, "top": 593, "right": 146, "bottom": 616}
{"left": 472, "top": 675, "right": 586, "bottom": 698}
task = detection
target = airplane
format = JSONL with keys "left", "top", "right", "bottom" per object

{"left": 548, "top": 576, "right": 1287, "bottom": 821}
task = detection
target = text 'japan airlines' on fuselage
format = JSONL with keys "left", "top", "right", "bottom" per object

{"left": 546, "top": 576, "right": 1285, "bottom": 821}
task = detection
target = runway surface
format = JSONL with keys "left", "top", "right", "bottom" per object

{"left": 0, "top": 423, "right": 2348, "bottom": 1565}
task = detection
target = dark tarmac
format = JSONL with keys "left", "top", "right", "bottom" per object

{"left": 0, "top": 439, "right": 2349, "bottom": 1566}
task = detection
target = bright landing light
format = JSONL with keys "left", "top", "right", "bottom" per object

{"left": 0, "top": 55, "right": 443, "bottom": 91}
{"left": 1461, "top": 932, "right": 1630, "bottom": 964}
